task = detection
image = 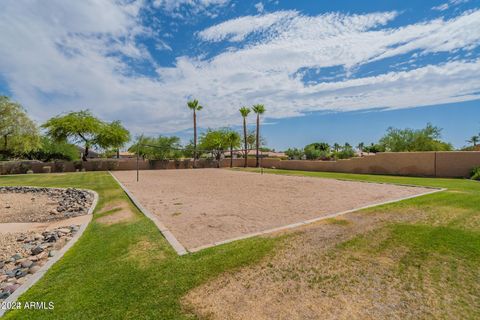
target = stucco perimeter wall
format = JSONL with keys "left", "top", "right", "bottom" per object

{"left": 261, "top": 152, "right": 480, "bottom": 178}
{"left": 0, "top": 158, "right": 257, "bottom": 175}
{"left": 436, "top": 152, "right": 480, "bottom": 177}
{"left": 1, "top": 152, "right": 479, "bottom": 177}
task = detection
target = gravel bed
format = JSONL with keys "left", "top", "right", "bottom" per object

{"left": 0, "top": 226, "right": 79, "bottom": 301}
{"left": 0, "top": 187, "right": 94, "bottom": 223}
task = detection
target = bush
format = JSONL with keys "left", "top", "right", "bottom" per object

{"left": 470, "top": 167, "right": 480, "bottom": 181}
{"left": 26, "top": 136, "right": 79, "bottom": 161}
{"left": 304, "top": 142, "right": 330, "bottom": 160}
{"left": 285, "top": 148, "right": 304, "bottom": 160}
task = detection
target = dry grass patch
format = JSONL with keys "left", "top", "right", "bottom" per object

{"left": 324, "top": 217, "right": 350, "bottom": 226}
{"left": 96, "top": 201, "right": 137, "bottom": 225}
{"left": 122, "top": 237, "right": 167, "bottom": 269}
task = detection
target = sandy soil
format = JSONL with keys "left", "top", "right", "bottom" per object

{"left": 112, "top": 169, "right": 433, "bottom": 250}
{"left": 0, "top": 215, "right": 90, "bottom": 234}
{"left": 0, "top": 193, "right": 57, "bottom": 223}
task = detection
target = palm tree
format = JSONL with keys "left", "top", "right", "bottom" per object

{"left": 333, "top": 143, "right": 340, "bottom": 153}
{"left": 226, "top": 131, "right": 241, "bottom": 168}
{"left": 467, "top": 135, "right": 479, "bottom": 147}
{"left": 187, "top": 99, "right": 203, "bottom": 168}
{"left": 357, "top": 142, "right": 364, "bottom": 152}
{"left": 239, "top": 106, "right": 251, "bottom": 167}
{"left": 252, "top": 104, "right": 265, "bottom": 167}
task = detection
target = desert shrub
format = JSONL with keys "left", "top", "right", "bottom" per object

{"left": 470, "top": 167, "right": 480, "bottom": 180}
{"left": 336, "top": 147, "right": 355, "bottom": 159}
{"left": 285, "top": 148, "right": 304, "bottom": 160}
{"left": 304, "top": 142, "right": 331, "bottom": 160}
{"left": 304, "top": 146, "right": 322, "bottom": 160}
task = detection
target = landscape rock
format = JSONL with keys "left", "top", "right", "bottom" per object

{"left": 0, "top": 225, "right": 80, "bottom": 301}
{"left": 20, "top": 260, "right": 33, "bottom": 268}
{"left": 4, "top": 284, "right": 20, "bottom": 294}
{"left": 56, "top": 228, "right": 71, "bottom": 234}
{"left": 31, "top": 246, "right": 44, "bottom": 255}
{"left": 0, "top": 186, "right": 94, "bottom": 223}
{"left": 28, "top": 265, "right": 41, "bottom": 274}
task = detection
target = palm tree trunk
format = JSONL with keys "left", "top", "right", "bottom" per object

{"left": 256, "top": 114, "right": 259, "bottom": 167}
{"left": 193, "top": 110, "right": 197, "bottom": 168}
{"left": 117, "top": 148, "right": 120, "bottom": 159}
{"left": 230, "top": 144, "right": 233, "bottom": 168}
{"left": 243, "top": 117, "right": 248, "bottom": 168}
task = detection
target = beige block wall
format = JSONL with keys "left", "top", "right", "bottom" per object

{"left": 436, "top": 152, "right": 480, "bottom": 177}
{"left": 259, "top": 152, "right": 480, "bottom": 178}
{"left": 1, "top": 152, "right": 479, "bottom": 177}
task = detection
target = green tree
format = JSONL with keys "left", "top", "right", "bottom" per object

{"left": 337, "top": 143, "right": 355, "bottom": 159}
{"left": 198, "top": 128, "right": 231, "bottom": 162}
{"left": 0, "top": 96, "right": 40, "bottom": 159}
{"left": 252, "top": 104, "right": 266, "bottom": 167}
{"left": 467, "top": 135, "right": 479, "bottom": 147}
{"left": 304, "top": 145, "right": 321, "bottom": 160}
{"left": 42, "top": 110, "right": 130, "bottom": 161}
{"left": 245, "top": 129, "right": 266, "bottom": 154}
{"left": 128, "top": 135, "right": 182, "bottom": 160}
{"left": 187, "top": 99, "right": 203, "bottom": 167}
{"left": 239, "top": 106, "right": 251, "bottom": 167}
{"left": 285, "top": 148, "right": 304, "bottom": 160}
{"left": 225, "top": 130, "right": 241, "bottom": 168}
{"left": 363, "top": 143, "right": 385, "bottom": 153}
{"left": 379, "top": 123, "right": 452, "bottom": 152}
{"left": 332, "top": 143, "right": 341, "bottom": 153}
{"left": 304, "top": 142, "right": 330, "bottom": 160}
{"left": 97, "top": 120, "right": 130, "bottom": 158}
{"left": 357, "top": 142, "right": 365, "bottom": 153}
{"left": 26, "top": 136, "right": 79, "bottom": 161}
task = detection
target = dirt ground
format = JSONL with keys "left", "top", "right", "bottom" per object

{"left": 0, "top": 193, "right": 57, "bottom": 223}
{"left": 112, "top": 169, "right": 433, "bottom": 250}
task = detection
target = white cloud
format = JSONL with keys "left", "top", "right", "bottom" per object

{"left": 255, "top": 2, "right": 264, "bottom": 13}
{"left": 432, "top": 3, "right": 450, "bottom": 11}
{"left": 0, "top": 2, "right": 479, "bottom": 137}
{"left": 432, "top": 0, "right": 470, "bottom": 11}
{"left": 197, "top": 11, "right": 297, "bottom": 42}
{"left": 156, "top": 40, "right": 173, "bottom": 51}
{"left": 152, "top": 0, "right": 230, "bottom": 18}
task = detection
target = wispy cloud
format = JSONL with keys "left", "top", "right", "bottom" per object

{"left": 152, "top": 0, "right": 231, "bottom": 18}
{"left": 255, "top": 2, "right": 264, "bottom": 13}
{"left": 432, "top": 0, "right": 470, "bottom": 11}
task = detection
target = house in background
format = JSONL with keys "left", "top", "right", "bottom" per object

{"left": 117, "top": 151, "right": 135, "bottom": 159}
{"left": 76, "top": 146, "right": 100, "bottom": 159}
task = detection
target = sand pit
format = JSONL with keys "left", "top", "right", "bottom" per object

{"left": 112, "top": 169, "right": 438, "bottom": 252}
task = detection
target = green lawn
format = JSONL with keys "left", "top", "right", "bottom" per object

{"left": 0, "top": 172, "right": 279, "bottom": 319}
{"left": 1, "top": 170, "right": 479, "bottom": 319}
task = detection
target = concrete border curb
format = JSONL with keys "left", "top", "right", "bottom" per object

{"left": 0, "top": 189, "right": 98, "bottom": 317}
{"left": 108, "top": 172, "right": 188, "bottom": 255}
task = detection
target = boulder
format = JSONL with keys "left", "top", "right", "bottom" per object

{"left": 31, "top": 246, "right": 44, "bottom": 255}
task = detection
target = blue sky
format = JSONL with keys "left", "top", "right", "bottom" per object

{"left": 0, "top": 0, "right": 479, "bottom": 150}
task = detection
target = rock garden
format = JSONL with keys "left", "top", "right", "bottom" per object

{"left": 0, "top": 186, "right": 95, "bottom": 302}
